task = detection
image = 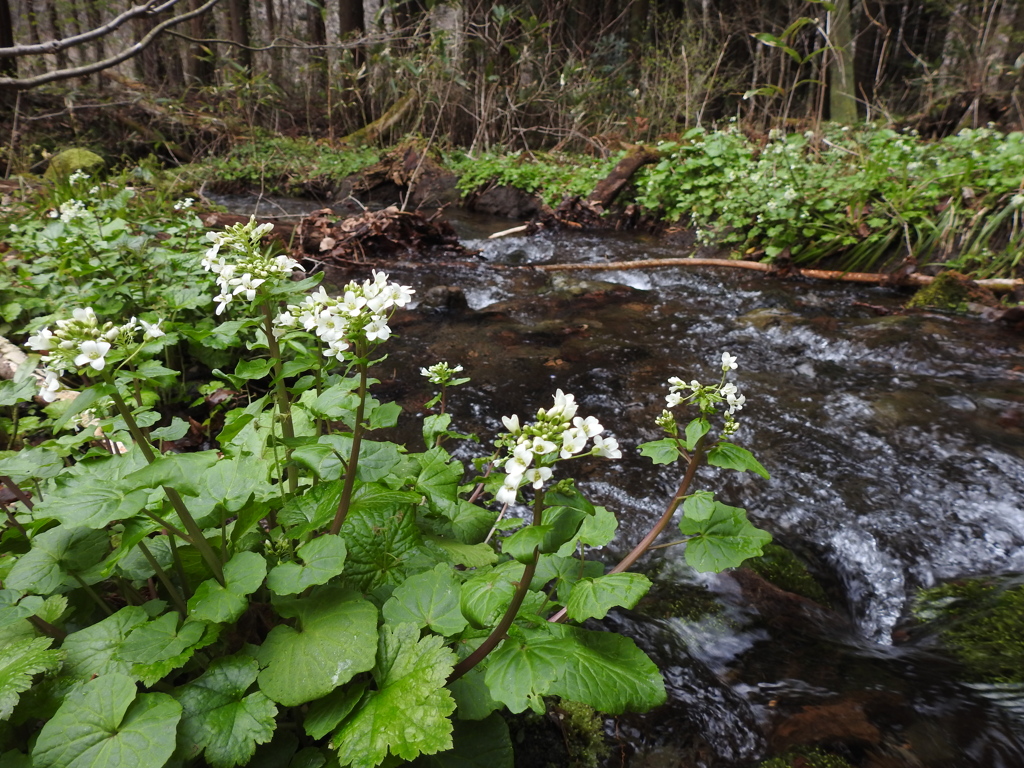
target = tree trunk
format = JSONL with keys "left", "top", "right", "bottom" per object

{"left": 228, "top": 0, "right": 252, "bottom": 71}
{"left": 829, "top": 0, "right": 858, "bottom": 123}
{"left": 0, "top": 0, "right": 16, "bottom": 79}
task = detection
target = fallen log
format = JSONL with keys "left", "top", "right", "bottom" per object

{"left": 527, "top": 257, "right": 1023, "bottom": 293}
{"left": 586, "top": 146, "right": 662, "bottom": 211}
{"left": 340, "top": 92, "right": 417, "bottom": 146}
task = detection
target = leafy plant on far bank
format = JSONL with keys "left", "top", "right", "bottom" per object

{"left": 635, "top": 124, "right": 1024, "bottom": 278}
{"left": 447, "top": 149, "right": 627, "bottom": 208}
{"left": 0, "top": 210, "right": 772, "bottom": 766}
{"left": 190, "top": 132, "right": 380, "bottom": 197}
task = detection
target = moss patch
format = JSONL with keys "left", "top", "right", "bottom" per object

{"left": 758, "top": 747, "right": 856, "bottom": 768}
{"left": 914, "top": 577, "right": 1024, "bottom": 683}
{"left": 906, "top": 270, "right": 999, "bottom": 312}
{"left": 43, "top": 148, "right": 105, "bottom": 181}
{"left": 551, "top": 699, "right": 609, "bottom": 768}
{"left": 746, "top": 544, "right": 831, "bottom": 607}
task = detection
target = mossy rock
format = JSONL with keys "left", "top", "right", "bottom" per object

{"left": 551, "top": 699, "right": 609, "bottom": 768}
{"left": 746, "top": 544, "right": 831, "bottom": 607}
{"left": 758, "top": 746, "right": 855, "bottom": 768}
{"left": 913, "top": 576, "right": 1024, "bottom": 683}
{"left": 906, "top": 270, "right": 999, "bottom": 312}
{"left": 43, "top": 149, "right": 105, "bottom": 181}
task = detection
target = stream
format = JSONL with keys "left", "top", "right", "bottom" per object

{"left": 214, "top": 194, "right": 1024, "bottom": 767}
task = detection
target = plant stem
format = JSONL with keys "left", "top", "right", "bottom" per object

{"left": 105, "top": 379, "right": 226, "bottom": 586}
{"left": 329, "top": 357, "right": 368, "bottom": 535}
{"left": 548, "top": 436, "right": 708, "bottom": 624}
{"left": 448, "top": 551, "right": 538, "bottom": 684}
{"left": 71, "top": 572, "right": 113, "bottom": 616}
{"left": 138, "top": 540, "right": 189, "bottom": 617}
{"left": 449, "top": 493, "right": 546, "bottom": 683}
{"left": 27, "top": 615, "right": 67, "bottom": 641}
{"left": 1, "top": 475, "right": 33, "bottom": 510}
{"left": 261, "top": 302, "right": 298, "bottom": 495}
{"left": 167, "top": 534, "right": 192, "bottom": 597}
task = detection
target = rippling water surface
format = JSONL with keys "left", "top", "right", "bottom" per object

{"left": 218, "top": 194, "right": 1024, "bottom": 766}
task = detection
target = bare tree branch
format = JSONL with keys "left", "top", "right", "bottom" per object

{"left": 0, "top": 0, "right": 224, "bottom": 90}
{"left": 0, "top": 0, "right": 184, "bottom": 58}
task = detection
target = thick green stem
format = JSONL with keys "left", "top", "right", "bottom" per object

{"left": 166, "top": 534, "right": 192, "bottom": 597}
{"left": 261, "top": 303, "right": 298, "bottom": 495}
{"left": 329, "top": 358, "right": 368, "bottom": 536}
{"left": 548, "top": 435, "right": 708, "bottom": 624}
{"left": 106, "top": 381, "right": 156, "bottom": 462}
{"left": 71, "top": 572, "right": 113, "bottom": 616}
{"left": 28, "top": 615, "right": 67, "bottom": 641}
{"left": 138, "top": 540, "right": 189, "bottom": 617}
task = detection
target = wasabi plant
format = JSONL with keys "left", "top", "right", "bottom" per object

{"left": 0, "top": 219, "right": 771, "bottom": 768}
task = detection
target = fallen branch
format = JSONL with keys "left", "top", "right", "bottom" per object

{"left": 528, "top": 258, "right": 1023, "bottom": 292}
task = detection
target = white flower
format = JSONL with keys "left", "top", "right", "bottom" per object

{"left": 529, "top": 436, "right": 558, "bottom": 456}
{"left": 231, "top": 273, "right": 266, "bottom": 301}
{"left": 74, "top": 339, "right": 111, "bottom": 371}
{"left": 666, "top": 391, "right": 684, "bottom": 408}
{"left": 547, "top": 389, "right": 578, "bottom": 421}
{"left": 726, "top": 392, "right": 746, "bottom": 414}
{"left": 592, "top": 434, "right": 621, "bottom": 459}
{"left": 512, "top": 442, "right": 534, "bottom": 468}
{"left": 721, "top": 351, "right": 738, "bottom": 371}
{"left": 27, "top": 329, "right": 54, "bottom": 351}
{"left": 560, "top": 428, "right": 588, "bottom": 459}
{"left": 39, "top": 370, "right": 62, "bottom": 402}
{"left": 173, "top": 198, "right": 194, "bottom": 210}
{"left": 501, "top": 414, "right": 521, "bottom": 434}
{"left": 214, "top": 292, "right": 234, "bottom": 315}
{"left": 316, "top": 312, "right": 347, "bottom": 342}
{"left": 140, "top": 318, "right": 165, "bottom": 339}
{"left": 72, "top": 307, "right": 97, "bottom": 325}
{"left": 340, "top": 290, "right": 367, "bottom": 317}
{"left": 720, "top": 383, "right": 738, "bottom": 398}
{"left": 495, "top": 482, "right": 519, "bottom": 506}
{"left": 364, "top": 316, "right": 391, "bottom": 342}
{"left": 524, "top": 467, "right": 553, "bottom": 489}
{"left": 572, "top": 415, "right": 603, "bottom": 438}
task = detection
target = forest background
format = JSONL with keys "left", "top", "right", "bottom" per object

{"left": 2, "top": 0, "right": 1024, "bottom": 158}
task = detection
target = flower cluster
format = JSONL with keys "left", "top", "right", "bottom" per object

{"left": 420, "top": 361, "right": 466, "bottom": 387}
{"left": 200, "top": 217, "right": 303, "bottom": 315}
{"left": 493, "top": 390, "right": 621, "bottom": 505}
{"left": 25, "top": 308, "right": 164, "bottom": 402}
{"left": 173, "top": 198, "right": 195, "bottom": 211}
{"left": 660, "top": 351, "right": 745, "bottom": 436}
{"left": 273, "top": 271, "right": 415, "bottom": 360}
{"left": 47, "top": 199, "right": 90, "bottom": 223}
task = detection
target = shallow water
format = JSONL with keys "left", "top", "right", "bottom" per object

{"left": 216, "top": 193, "right": 1024, "bottom": 766}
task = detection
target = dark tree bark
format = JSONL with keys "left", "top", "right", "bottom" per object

{"left": 228, "top": 0, "right": 252, "bottom": 71}
{"left": 0, "top": 0, "right": 15, "bottom": 78}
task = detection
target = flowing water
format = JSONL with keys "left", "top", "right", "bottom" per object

{"left": 217, "top": 195, "right": 1024, "bottom": 767}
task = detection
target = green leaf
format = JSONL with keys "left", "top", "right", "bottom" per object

{"left": 277, "top": 482, "right": 343, "bottom": 537}
{"left": 422, "top": 414, "right": 452, "bottom": 447}
{"left": 706, "top": 442, "right": 770, "bottom": 479}
{"left": 31, "top": 451, "right": 150, "bottom": 529}
{"left": 0, "top": 446, "right": 62, "bottom": 482}
{"left": 409, "top": 714, "right": 513, "bottom": 768}
{"left": 188, "top": 552, "right": 268, "bottom": 624}
{"left": 459, "top": 561, "right": 523, "bottom": 628}
{"left": 638, "top": 439, "right": 680, "bottom": 466}
{"left": 257, "top": 587, "right": 378, "bottom": 707}
{"left": 331, "top": 624, "right": 456, "bottom": 767}
{"left": 565, "top": 573, "right": 652, "bottom": 621}
{"left": 310, "top": 382, "right": 361, "bottom": 423}
{"left": 501, "top": 525, "right": 549, "bottom": 564}
{"left": 267, "top": 535, "right": 347, "bottom": 596}
{"left": 344, "top": 489, "right": 424, "bottom": 591}
{"left": 51, "top": 383, "right": 112, "bottom": 433}
{"left": 131, "top": 624, "right": 220, "bottom": 687}
{"left": 503, "top": 505, "right": 589, "bottom": 564}
{"left": 149, "top": 418, "right": 191, "bottom": 441}
{"left": 423, "top": 536, "right": 497, "bottom": 568}
{"left": 5, "top": 526, "right": 108, "bottom": 594}
{"left": 555, "top": 505, "right": 618, "bottom": 556}
{"left": 303, "top": 681, "right": 368, "bottom": 740}
{"left": 683, "top": 417, "right": 710, "bottom": 451}
{"left": 117, "top": 613, "right": 206, "bottom": 664}
{"left": 174, "top": 655, "right": 278, "bottom": 768}
{"left": 382, "top": 564, "right": 468, "bottom": 636}
{"left": 682, "top": 490, "right": 715, "bottom": 521}
{"left": 0, "top": 637, "right": 64, "bottom": 720}
{"left": 416, "top": 447, "right": 462, "bottom": 502}
{"left": 678, "top": 501, "right": 772, "bottom": 572}
{"left": 484, "top": 625, "right": 665, "bottom": 714}
{"left": 367, "top": 401, "right": 402, "bottom": 430}
{"left": 126, "top": 451, "right": 220, "bottom": 497}
{"left": 32, "top": 673, "right": 181, "bottom": 768}
{"left": 62, "top": 606, "right": 150, "bottom": 680}
{"left": 203, "top": 457, "right": 271, "bottom": 513}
